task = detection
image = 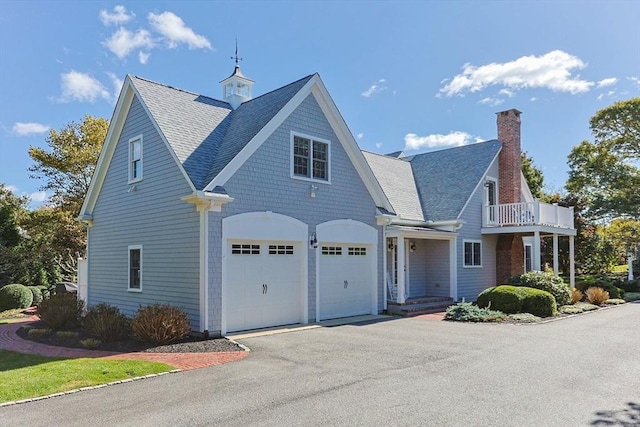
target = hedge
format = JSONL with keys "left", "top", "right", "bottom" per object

{"left": 477, "top": 285, "right": 557, "bottom": 317}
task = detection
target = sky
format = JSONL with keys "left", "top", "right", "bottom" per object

{"left": 1, "top": 0, "right": 639, "bottom": 208}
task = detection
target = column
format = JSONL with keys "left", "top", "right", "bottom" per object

{"left": 553, "top": 233, "right": 559, "bottom": 274}
{"left": 569, "top": 235, "right": 575, "bottom": 288}
{"left": 397, "top": 235, "right": 406, "bottom": 304}
{"left": 533, "top": 231, "right": 541, "bottom": 271}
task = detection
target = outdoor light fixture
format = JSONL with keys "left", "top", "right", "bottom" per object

{"left": 310, "top": 184, "right": 318, "bottom": 198}
{"left": 309, "top": 232, "right": 318, "bottom": 249}
{"left": 410, "top": 241, "right": 416, "bottom": 252}
{"left": 387, "top": 239, "right": 394, "bottom": 252}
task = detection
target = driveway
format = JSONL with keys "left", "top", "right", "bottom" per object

{"left": 2, "top": 303, "right": 639, "bottom": 426}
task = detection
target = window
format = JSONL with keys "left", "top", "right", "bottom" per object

{"left": 231, "top": 244, "right": 260, "bottom": 255}
{"left": 348, "top": 247, "right": 367, "bottom": 256}
{"left": 292, "top": 133, "right": 330, "bottom": 182}
{"left": 129, "top": 136, "right": 143, "bottom": 183}
{"left": 321, "top": 246, "right": 342, "bottom": 255}
{"left": 463, "top": 240, "right": 482, "bottom": 267}
{"left": 269, "top": 245, "right": 294, "bottom": 255}
{"left": 524, "top": 244, "right": 533, "bottom": 272}
{"left": 128, "top": 245, "right": 142, "bottom": 291}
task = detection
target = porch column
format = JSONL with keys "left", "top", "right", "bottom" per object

{"left": 553, "top": 233, "right": 559, "bottom": 274}
{"left": 397, "top": 235, "right": 406, "bottom": 303}
{"left": 533, "top": 231, "right": 541, "bottom": 271}
{"left": 449, "top": 238, "right": 457, "bottom": 301}
{"left": 569, "top": 235, "right": 575, "bottom": 288}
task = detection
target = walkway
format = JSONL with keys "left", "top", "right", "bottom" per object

{"left": 0, "top": 317, "right": 248, "bottom": 371}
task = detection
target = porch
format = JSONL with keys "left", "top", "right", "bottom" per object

{"left": 386, "top": 296, "right": 454, "bottom": 317}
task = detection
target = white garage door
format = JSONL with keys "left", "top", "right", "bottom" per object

{"left": 319, "top": 244, "right": 374, "bottom": 320}
{"left": 226, "top": 241, "right": 303, "bottom": 332}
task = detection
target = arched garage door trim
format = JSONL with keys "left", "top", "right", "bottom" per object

{"left": 316, "top": 219, "right": 378, "bottom": 321}
{"left": 222, "top": 211, "right": 308, "bottom": 334}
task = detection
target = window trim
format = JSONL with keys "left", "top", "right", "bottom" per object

{"left": 290, "top": 131, "right": 331, "bottom": 184}
{"left": 128, "top": 245, "right": 143, "bottom": 292}
{"left": 128, "top": 135, "right": 143, "bottom": 184}
{"left": 463, "top": 239, "right": 482, "bottom": 268}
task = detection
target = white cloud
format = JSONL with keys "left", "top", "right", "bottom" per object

{"left": 103, "top": 27, "right": 153, "bottom": 59}
{"left": 375, "top": 142, "right": 383, "bottom": 148}
{"left": 597, "top": 77, "right": 617, "bottom": 87}
{"left": 107, "top": 72, "right": 124, "bottom": 101}
{"left": 148, "top": 11, "right": 211, "bottom": 50}
{"left": 59, "top": 70, "right": 110, "bottom": 103}
{"left": 530, "top": 97, "right": 538, "bottom": 102}
{"left": 12, "top": 122, "right": 50, "bottom": 136}
{"left": 29, "top": 191, "right": 48, "bottom": 202}
{"left": 404, "top": 131, "right": 473, "bottom": 150}
{"left": 99, "top": 5, "right": 135, "bottom": 26}
{"left": 628, "top": 77, "right": 640, "bottom": 86}
{"left": 361, "top": 79, "right": 387, "bottom": 97}
{"left": 478, "top": 97, "right": 504, "bottom": 106}
{"left": 499, "top": 88, "right": 515, "bottom": 97}
{"left": 6, "top": 184, "right": 18, "bottom": 193}
{"left": 439, "top": 50, "right": 594, "bottom": 97}
{"left": 138, "top": 51, "right": 150, "bottom": 64}
{"left": 597, "top": 93, "right": 604, "bottom": 101}
{"left": 356, "top": 133, "right": 364, "bottom": 139}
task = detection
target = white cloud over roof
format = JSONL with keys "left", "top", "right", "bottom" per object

{"left": 439, "top": 50, "right": 594, "bottom": 97}
{"left": 102, "top": 27, "right": 153, "bottom": 59}
{"left": 404, "top": 131, "right": 474, "bottom": 150}
{"left": 148, "top": 11, "right": 212, "bottom": 50}
{"left": 99, "top": 5, "right": 135, "bottom": 26}
{"left": 59, "top": 70, "right": 111, "bottom": 103}
{"left": 12, "top": 122, "right": 50, "bottom": 136}
{"left": 361, "top": 79, "right": 387, "bottom": 97}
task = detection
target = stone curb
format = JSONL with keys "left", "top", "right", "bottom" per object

{"left": 0, "top": 369, "right": 182, "bottom": 407}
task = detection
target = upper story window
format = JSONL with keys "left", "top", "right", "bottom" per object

{"left": 463, "top": 240, "right": 482, "bottom": 268}
{"left": 291, "top": 133, "right": 330, "bottom": 183}
{"left": 129, "top": 136, "right": 143, "bottom": 183}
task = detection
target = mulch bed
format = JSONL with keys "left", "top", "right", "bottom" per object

{"left": 16, "top": 321, "right": 243, "bottom": 353}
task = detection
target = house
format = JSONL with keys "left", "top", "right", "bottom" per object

{"left": 78, "top": 65, "right": 575, "bottom": 335}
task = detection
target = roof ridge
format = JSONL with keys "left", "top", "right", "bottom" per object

{"left": 361, "top": 149, "right": 409, "bottom": 162}
{"left": 130, "top": 75, "right": 229, "bottom": 106}
{"left": 407, "top": 139, "right": 500, "bottom": 159}
{"left": 240, "top": 73, "right": 316, "bottom": 106}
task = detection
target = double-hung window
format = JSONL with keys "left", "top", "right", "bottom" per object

{"left": 292, "top": 133, "right": 330, "bottom": 182}
{"left": 128, "top": 245, "right": 142, "bottom": 291}
{"left": 463, "top": 240, "right": 482, "bottom": 267}
{"left": 129, "top": 136, "right": 143, "bottom": 183}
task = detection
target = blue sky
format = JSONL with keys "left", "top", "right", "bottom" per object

{"left": 1, "top": 0, "right": 638, "bottom": 207}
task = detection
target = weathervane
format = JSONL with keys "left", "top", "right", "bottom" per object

{"left": 231, "top": 38, "right": 242, "bottom": 66}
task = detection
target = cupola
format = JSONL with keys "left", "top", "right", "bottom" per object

{"left": 220, "top": 43, "right": 253, "bottom": 109}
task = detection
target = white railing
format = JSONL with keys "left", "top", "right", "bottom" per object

{"left": 483, "top": 201, "right": 574, "bottom": 229}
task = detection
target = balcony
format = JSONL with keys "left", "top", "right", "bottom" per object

{"left": 482, "top": 201, "right": 574, "bottom": 230}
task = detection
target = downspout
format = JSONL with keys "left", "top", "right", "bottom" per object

{"left": 199, "top": 206, "right": 209, "bottom": 335}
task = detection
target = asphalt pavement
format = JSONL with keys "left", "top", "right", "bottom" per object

{"left": 2, "top": 303, "right": 639, "bottom": 426}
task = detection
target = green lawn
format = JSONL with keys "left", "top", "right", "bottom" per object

{"left": 0, "top": 350, "right": 173, "bottom": 403}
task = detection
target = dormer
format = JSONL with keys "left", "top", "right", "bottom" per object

{"left": 220, "top": 65, "right": 254, "bottom": 110}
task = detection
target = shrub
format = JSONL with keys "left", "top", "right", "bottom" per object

{"left": 26, "top": 286, "right": 43, "bottom": 305}
{"left": 570, "top": 288, "right": 583, "bottom": 304}
{"left": 508, "top": 271, "right": 571, "bottom": 306}
{"left": 477, "top": 286, "right": 522, "bottom": 314}
{"left": 83, "top": 303, "right": 131, "bottom": 342}
{"left": 507, "top": 313, "right": 541, "bottom": 323}
{"left": 28, "top": 328, "right": 51, "bottom": 338}
{"left": 585, "top": 287, "right": 609, "bottom": 305}
{"left": 575, "top": 302, "right": 599, "bottom": 311}
{"left": 575, "top": 278, "right": 622, "bottom": 299}
{"left": 132, "top": 304, "right": 191, "bottom": 345}
{"left": 616, "top": 279, "right": 639, "bottom": 293}
{"left": 559, "top": 305, "right": 583, "bottom": 315}
{"left": 604, "top": 299, "right": 625, "bottom": 305}
{"left": 80, "top": 338, "right": 101, "bottom": 349}
{"left": 444, "top": 300, "right": 505, "bottom": 322}
{"left": 624, "top": 292, "right": 640, "bottom": 302}
{"left": 37, "top": 293, "right": 85, "bottom": 330}
{"left": 56, "top": 331, "right": 79, "bottom": 340}
{"left": 477, "top": 285, "right": 557, "bottom": 317}
{"left": 0, "top": 284, "right": 33, "bottom": 311}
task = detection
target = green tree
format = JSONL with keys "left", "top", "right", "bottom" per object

{"left": 600, "top": 218, "right": 640, "bottom": 264}
{"left": 0, "top": 184, "right": 28, "bottom": 285}
{"left": 521, "top": 151, "right": 545, "bottom": 199}
{"left": 566, "top": 98, "right": 640, "bottom": 220}
{"left": 28, "top": 115, "right": 108, "bottom": 214}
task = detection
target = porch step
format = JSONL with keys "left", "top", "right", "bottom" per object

{"left": 386, "top": 297, "right": 454, "bottom": 317}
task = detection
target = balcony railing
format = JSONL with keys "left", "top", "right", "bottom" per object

{"left": 483, "top": 201, "right": 574, "bottom": 229}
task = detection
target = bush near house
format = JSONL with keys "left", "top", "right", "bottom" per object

{"left": 37, "top": 293, "right": 85, "bottom": 330}
{"left": 82, "top": 303, "right": 131, "bottom": 342}
{"left": 575, "top": 278, "right": 623, "bottom": 300}
{"left": 571, "top": 288, "right": 583, "bottom": 304}
{"left": 477, "top": 285, "right": 557, "bottom": 317}
{"left": 26, "top": 286, "right": 43, "bottom": 305}
{"left": 508, "top": 271, "right": 571, "bottom": 306}
{"left": 585, "top": 287, "right": 610, "bottom": 305}
{"left": 0, "top": 284, "right": 33, "bottom": 311}
{"left": 444, "top": 300, "right": 506, "bottom": 322}
{"left": 132, "top": 304, "right": 190, "bottom": 345}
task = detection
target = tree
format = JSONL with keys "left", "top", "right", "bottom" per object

{"left": 521, "top": 151, "right": 545, "bottom": 199}
{"left": 566, "top": 98, "right": 640, "bottom": 220}
{"left": 600, "top": 218, "right": 640, "bottom": 264}
{"left": 28, "top": 115, "right": 108, "bottom": 214}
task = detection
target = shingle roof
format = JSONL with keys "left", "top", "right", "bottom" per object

{"left": 362, "top": 151, "right": 424, "bottom": 221}
{"left": 365, "top": 140, "right": 501, "bottom": 223}
{"left": 130, "top": 74, "right": 314, "bottom": 189}
{"left": 407, "top": 140, "right": 502, "bottom": 221}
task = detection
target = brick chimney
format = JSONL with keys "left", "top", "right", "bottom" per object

{"left": 496, "top": 109, "right": 522, "bottom": 204}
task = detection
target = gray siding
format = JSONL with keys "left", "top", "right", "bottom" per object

{"left": 456, "top": 172, "right": 498, "bottom": 301}
{"left": 87, "top": 96, "right": 201, "bottom": 329}
{"left": 406, "top": 240, "right": 450, "bottom": 298}
{"left": 208, "top": 94, "right": 381, "bottom": 332}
